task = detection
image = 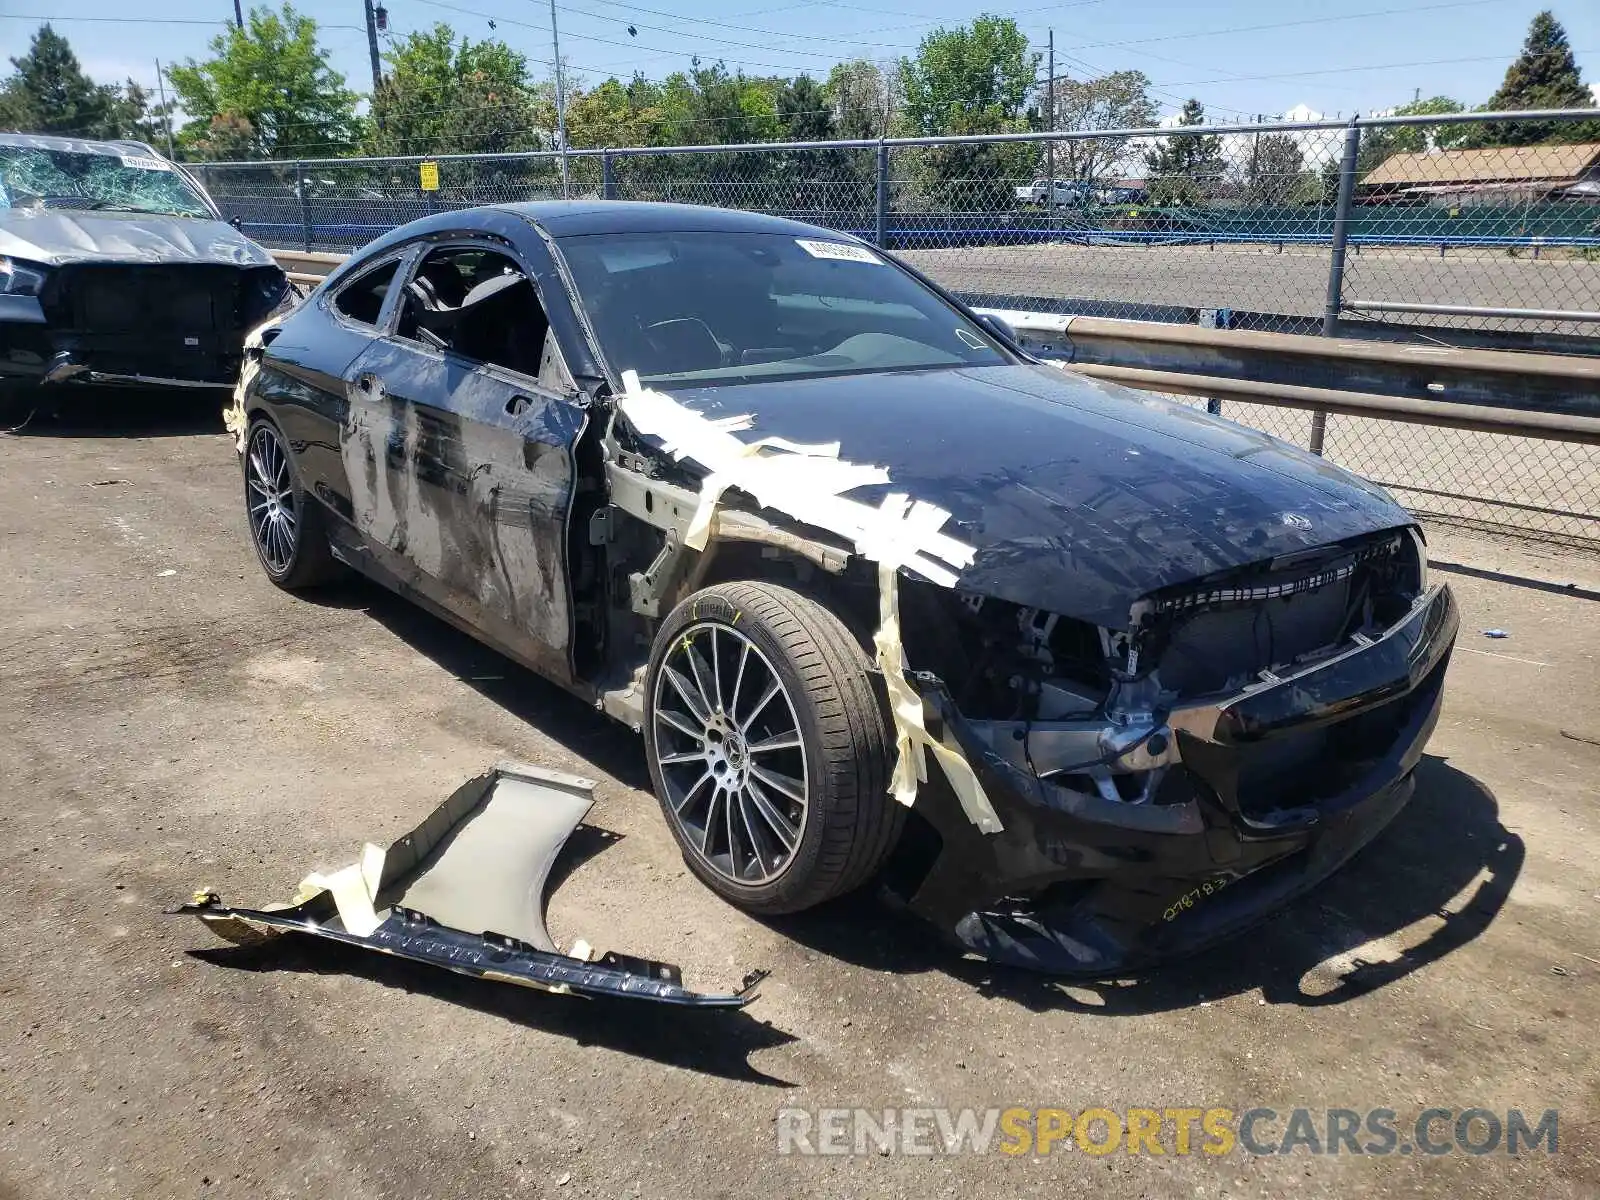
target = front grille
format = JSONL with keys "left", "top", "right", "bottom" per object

{"left": 51, "top": 265, "right": 246, "bottom": 334}
{"left": 1150, "top": 531, "right": 1410, "bottom": 697}
{"left": 39, "top": 264, "right": 283, "bottom": 382}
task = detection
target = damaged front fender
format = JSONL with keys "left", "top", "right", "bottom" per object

{"left": 178, "top": 762, "right": 766, "bottom": 1007}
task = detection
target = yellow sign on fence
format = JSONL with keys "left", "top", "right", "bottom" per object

{"left": 419, "top": 161, "right": 440, "bottom": 192}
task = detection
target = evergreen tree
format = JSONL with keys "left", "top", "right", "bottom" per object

{"left": 1144, "top": 98, "right": 1224, "bottom": 205}
{"left": 0, "top": 24, "right": 114, "bottom": 137}
{"left": 1477, "top": 11, "right": 1598, "bottom": 145}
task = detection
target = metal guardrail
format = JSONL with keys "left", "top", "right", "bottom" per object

{"left": 984, "top": 310, "right": 1600, "bottom": 441}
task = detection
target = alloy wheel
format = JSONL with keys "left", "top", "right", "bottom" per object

{"left": 651, "top": 622, "right": 810, "bottom": 886}
{"left": 246, "top": 423, "right": 298, "bottom": 574}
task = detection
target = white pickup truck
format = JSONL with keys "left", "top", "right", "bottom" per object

{"left": 1014, "top": 178, "right": 1089, "bottom": 207}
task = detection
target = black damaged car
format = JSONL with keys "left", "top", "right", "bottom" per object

{"left": 0, "top": 133, "right": 291, "bottom": 412}
{"left": 233, "top": 201, "right": 1458, "bottom": 975}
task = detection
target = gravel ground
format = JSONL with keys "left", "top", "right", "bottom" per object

{"left": 2, "top": 396, "right": 1597, "bottom": 1199}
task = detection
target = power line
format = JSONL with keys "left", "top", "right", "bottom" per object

{"left": 1, "top": 13, "right": 365, "bottom": 28}
{"left": 798, "top": 0, "right": 1109, "bottom": 26}
{"left": 1063, "top": 0, "right": 1513, "bottom": 54}
{"left": 550, "top": 0, "right": 1098, "bottom": 50}
{"left": 410, "top": 0, "right": 823, "bottom": 74}
{"left": 1159, "top": 48, "right": 1597, "bottom": 88}
{"left": 554, "top": 0, "right": 903, "bottom": 51}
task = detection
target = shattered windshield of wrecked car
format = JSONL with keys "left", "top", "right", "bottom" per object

{"left": 0, "top": 146, "right": 212, "bottom": 219}
{"left": 556, "top": 231, "right": 1012, "bottom": 387}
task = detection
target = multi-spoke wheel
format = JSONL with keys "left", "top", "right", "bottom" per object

{"left": 242, "top": 417, "right": 337, "bottom": 589}
{"left": 644, "top": 581, "right": 904, "bottom": 914}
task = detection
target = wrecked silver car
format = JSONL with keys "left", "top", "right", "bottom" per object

{"left": 0, "top": 133, "right": 291, "bottom": 405}
{"left": 230, "top": 202, "right": 1458, "bottom": 975}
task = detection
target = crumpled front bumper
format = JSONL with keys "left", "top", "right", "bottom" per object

{"left": 902, "top": 583, "right": 1459, "bottom": 975}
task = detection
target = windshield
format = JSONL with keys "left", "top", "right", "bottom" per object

{"left": 0, "top": 145, "right": 212, "bottom": 218}
{"left": 557, "top": 231, "right": 1010, "bottom": 388}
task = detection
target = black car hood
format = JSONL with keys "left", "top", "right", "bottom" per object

{"left": 0, "top": 209, "right": 274, "bottom": 268}
{"left": 659, "top": 364, "right": 1413, "bottom": 628}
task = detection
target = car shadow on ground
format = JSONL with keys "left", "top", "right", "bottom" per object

{"left": 307, "top": 578, "right": 657, "bottom": 790}
{"left": 1, "top": 388, "right": 226, "bottom": 438}
{"left": 193, "top": 937, "right": 798, "bottom": 1086}
{"left": 305, "top": 577, "right": 1520, "bottom": 1016}
{"left": 190, "top": 794, "right": 796, "bottom": 1085}
{"left": 773, "top": 755, "right": 1523, "bottom": 1014}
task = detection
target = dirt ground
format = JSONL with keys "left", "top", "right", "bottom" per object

{"left": 2, "top": 395, "right": 1597, "bottom": 1199}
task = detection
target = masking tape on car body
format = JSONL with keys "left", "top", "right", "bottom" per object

{"left": 617, "top": 371, "right": 1003, "bottom": 833}
{"left": 224, "top": 319, "right": 279, "bottom": 453}
{"left": 292, "top": 841, "right": 388, "bottom": 936}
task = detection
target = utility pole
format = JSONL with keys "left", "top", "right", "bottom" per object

{"left": 154, "top": 59, "right": 177, "bottom": 160}
{"left": 363, "top": 0, "right": 384, "bottom": 98}
{"left": 1249, "top": 114, "right": 1262, "bottom": 199}
{"left": 233, "top": 0, "right": 243, "bottom": 29}
{"left": 1045, "top": 29, "right": 1055, "bottom": 212}
{"left": 549, "top": 0, "right": 570, "bottom": 198}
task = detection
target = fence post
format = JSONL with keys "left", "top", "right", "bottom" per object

{"left": 874, "top": 141, "right": 889, "bottom": 249}
{"left": 1313, "top": 117, "right": 1360, "bottom": 455}
{"left": 602, "top": 150, "right": 618, "bottom": 200}
{"left": 295, "top": 161, "right": 311, "bottom": 253}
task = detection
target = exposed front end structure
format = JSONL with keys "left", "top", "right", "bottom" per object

{"left": 889, "top": 530, "right": 1458, "bottom": 974}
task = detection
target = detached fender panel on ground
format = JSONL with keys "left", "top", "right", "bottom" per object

{"left": 177, "top": 762, "right": 766, "bottom": 1008}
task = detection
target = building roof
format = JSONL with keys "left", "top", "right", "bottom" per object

{"left": 1362, "top": 142, "right": 1600, "bottom": 188}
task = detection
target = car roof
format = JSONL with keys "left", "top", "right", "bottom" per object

{"left": 0, "top": 132, "right": 162, "bottom": 157}
{"left": 494, "top": 200, "right": 862, "bottom": 241}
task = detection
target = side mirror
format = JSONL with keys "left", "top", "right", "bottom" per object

{"left": 975, "top": 312, "right": 1019, "bottom": 346}
{"left": 229, "top": 215, "right": 243, "bottom": 231}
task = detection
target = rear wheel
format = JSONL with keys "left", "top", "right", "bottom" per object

{"left": 244, "top": 416, "right": 338, "bottom": 589}
{"left": 644, "top": 581, "right": 903, "bottom": 915}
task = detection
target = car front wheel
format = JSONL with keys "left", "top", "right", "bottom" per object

{"left": 644, "top": 581, "right": 904, "bottom": 915}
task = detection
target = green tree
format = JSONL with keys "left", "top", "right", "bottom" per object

{"left": 1476, "top": 11, "right": 1598, "bottom": 145}
{"left": 772, "top": 74, "right": 860, "bottom": 199}
{"left": 1047, "top": 70, "right": 1159, "bottom": 191}
{"left": 899, "top": 16, "right": 1036, "bottom": 136}
{"left": 168, "top": 3, "right": 359, "bottom": 160}
{"left": 1246, "top": 134, "right": 1320, "bottom": 205}
{"left": 0, "top": 26, "right": 169, "bottom": 144}
{"left": 1144, "top": 98, "right": 1224, "bottom": 205}
{"left": 1349, "top": 95, "right": 1470, "bottom": 186}
{"left": 366, "top": 24, "right": 543, "bottom": 157}
{"left": 897, "top": 17, "right": 1038, "bottom": 206}
{"left": 0, "top": 24, "right": 113, "bottom": 137}
{"left": 777, "top": 74, "right": 832, "bottom": 142}
{"left": 824, "top": 59, "right": 896, "bottom": 140}
{"left": 566, "top": 75, "right": 665, "bottom": 149}
{"left": 106, "top": 81, "right": 173, "bottom": 148}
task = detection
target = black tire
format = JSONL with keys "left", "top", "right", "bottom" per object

{"left": 644, "top": 581, "right": 904, "bottom": 915}
{"left": 243, "top": 415, "right": 339, "bottom": 590}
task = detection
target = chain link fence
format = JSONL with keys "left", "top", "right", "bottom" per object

{"left": 191, "top": 110, "right": 1600, "bottom": 546}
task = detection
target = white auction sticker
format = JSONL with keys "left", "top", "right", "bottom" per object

{"left": 795, "top": 238, "right": 882, "bottom": 265}
{"left": 120, "top": 154, "right": 171, "bottom": 171}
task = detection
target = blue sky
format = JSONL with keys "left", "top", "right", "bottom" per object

{"left": 5, "top": 0, "right": 1597, "bottom": 128}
